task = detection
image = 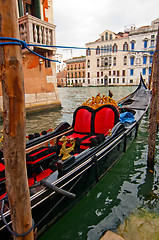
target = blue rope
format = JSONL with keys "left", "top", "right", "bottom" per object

{"left": 0, "top": 37, "right": 157, "bottom": 58}
{"left": 0, "top": 37, "right": 61, "bottom": 63}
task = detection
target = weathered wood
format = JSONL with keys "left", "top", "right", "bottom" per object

{"left": 0, "top": 1, "right": 34, "bottom": 239}
{"left": 147, "top": 28, "right": 159, "bottom": 167}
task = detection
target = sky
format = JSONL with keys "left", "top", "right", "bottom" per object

{"left": 53, "top": 0, "right": 159, "bottom": 60}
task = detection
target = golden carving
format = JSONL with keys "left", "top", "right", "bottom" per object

{"left": 59, "top": 136, "right": 75, "bottom": 161}
{"left": 82, "top": 93, "right": 117, "bottom": 109}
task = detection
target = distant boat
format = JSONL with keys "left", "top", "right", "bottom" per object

{"left": 0, "top": 75, "right": 151, "bottom": 239}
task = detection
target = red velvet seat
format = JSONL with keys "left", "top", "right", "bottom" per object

{"left": 78, "top": 105, "right": 119, "bottom": 149}
{"left": 58, "top": 105, "right": 119, "bottom": 151}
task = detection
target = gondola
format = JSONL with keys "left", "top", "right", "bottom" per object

{"left": 0, "top": 76, "right": 151, "bottom": 239}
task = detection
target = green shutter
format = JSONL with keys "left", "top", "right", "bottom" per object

{"left": 34, "top": 0, "right": 41, "bottom": 19}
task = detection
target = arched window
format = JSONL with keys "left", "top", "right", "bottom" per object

{"left": 123, "top": 56, "right": 127, "bottom": 65}
{"left": 131, "top": 40, "right": 135, "bottom": 50}
{"left": 105, "top": 32, "right": 108, "bottom": 41}
{"left": 96, "top": 46, "right": 100, "bottom": 55}
{"left": 123, "top": 42, "right": 128, "bottom": 51}
{"left": 130, "top": 56, "right": 135, "bottom": 65}
{"left": 144, "top": 38, "right": 148, "bottom": 48}
{"left": 113, "top": 44, "right": 117, "bottom": 52}
{"left": 86, "top": 48, "right": 91, "bottom": 56}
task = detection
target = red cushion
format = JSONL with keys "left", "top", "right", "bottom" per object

{"left": 73, "top": 108, "right": 92, "bottom": 133}
{"left": 94, "top": 107, "right": 115, "bottom": 134}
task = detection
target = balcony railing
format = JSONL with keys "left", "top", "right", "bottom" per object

{"left": 18, "top": 14, "right": 56, "bottom": 50}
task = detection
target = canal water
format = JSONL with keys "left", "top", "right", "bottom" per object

{"left": 1, "top": 86, "right": 159, "bottom": 239}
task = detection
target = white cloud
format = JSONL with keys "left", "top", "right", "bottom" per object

{"left": 53, "top": 0, "right": 159, "bottom": 58}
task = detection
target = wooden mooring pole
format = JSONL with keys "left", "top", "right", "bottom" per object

{"left": 147, "top": 28, "right": 159, "bottom": 168}
{"left": 0, "top": 1, "right": 34, "bottom": 239}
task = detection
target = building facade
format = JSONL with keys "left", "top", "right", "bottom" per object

{"left": 0, "top": 0, "right": 61, "bottom": 113}
{"left": 57, "top": 69, "right": 67, "bottom": 87}
{"left": 65, "top": 57, "right": 86, "bottom": 86}
{"left": 85, "top": 18, "right": 159, "bottom": 86}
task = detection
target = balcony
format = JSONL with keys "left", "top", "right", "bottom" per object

{"left": 18, "top": 14, "right": 56, "bottom": 51}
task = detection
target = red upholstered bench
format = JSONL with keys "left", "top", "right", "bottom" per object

{"left": 80, "top": 104, "right": 119, "bottom": 149}
{"left": 58, "top": 104, "right": 119, "bottom": 151}
{"left": 58, "top": 106, "right": 94, "bottom": 147}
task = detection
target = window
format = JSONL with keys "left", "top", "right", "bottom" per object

{"left": 78, "top": 64, "right": 81, "bottom": 69}
{"left": 71, "top": 64, "right": 73, "bottom": 70}
{"left": 110, "top": 34, "right": 112, "bottom": 40}
{"left": 101, "top": 79, "right": 103, "bottom": 84}
{"left": 143, "top": 56, "right": 147, "bottom": 64}
{"left": 101, "top": 45, "right": 104, "bottom": 54}
{"left": 105, "top": 57, "right": 108, "bottom": 67}
{"left": 83, "top": 71, "right": 85, "bottom": 78}
{"left": 97, "top": 72, "right": 99, "bottom": 77}
{"left": 149, "top": 67, "right": 151, "bottom": 75}
{"left": 86, "top": 48, "right": 91, "bottom": 56}
{"left": 79, "top": 72, "right": 81, "bottom": 78}
{"left": 97, "top": 59, "right": 99, "bottom": 67}
{"left": 130, "top": 69, "right": 134, "bottom": 76}
{"left": 71, "top": 72, "right": 73, "bottom": 78}
{"left": 122, "top": 78, "right": 125, "bottom": 83}
{"left": 130, "top": 79, "right": 133, "bottom": 84}
{"left": 67, "top": 65, "right": 69, "bottom": 70}
{"left": 83, "top": 79, "right": 85, "bottom": 83}
{"left": 130, "top": 56, "right": 135, "bottom": 65}
{"left": 113, "top": 78, "right": 115, "bottom": 84}
{"left": 45, "top": 60, "right": 51, "bottom": 68}
{"left": 101, "top": 71, "right": 103, "bottom": 76}
{"left": 105, "top": 32, "right": 108, "bottom": 40}
{"left": 82, "top": 63, "right": 85, "bottom": 69}
{"left": 142, "top": 68, "right": 146, "bottom": 75}
{"left": 150, "top": 55, "right": 153, "bottom": 64}
{"left": 109, "top": 78, "right": 111, "bottom": 84}
{"left": 101, "top": 36, "right": 104, "bottom": 41}
{"left": 68, "top": 80, "right": 70, "bottom": 85}
{"left": 109, "top": 71, "right": 111, "bottom": 76}
{"left": 151, "top": 35, "right": 155, "bottom": 47}
{"left": 124, "top": 56, "right": 127, "bottom": 65}
{"left": 109, "top": 57, "right": 111, "bottom": 66}
{"left": 74, "top": 64, "right": 77, "bottom": 70}
{"left": 87, "top": 60, "right": 90, "bottom": 68}
{"left": 110, "top": 44, "right": 112, "bottom": 52}
{"left": 122, "top": 70, "right": 125, "bottom": 76}
{"left": 117, "top": 70, "right": 120, "bottom": 76}
{"left": 68, "top": 73, "right": 70, "bottom": 78}
{"left": 123, "top": 42, "right": 128, "bottom": 51}
{"left": 144, "top": 39, "right": 148, "bottom": 48}
{"left": 88, "top": 79, "right": 90, "bottom": 84}
{"left": 75, "top": 72, "right": 77, "bottom": 78}
{"left": 113, "top": 70, "right": 116, "bottom": 76}
{"left": 117, "top": 78, "right": 119, "bottom": 84}
{"left": 101, "top": 58, "right": 104, "bottom": 67}
{"left": 87, "top": 72, "right": 90, "bottom": 78}
{"left": 97, "top": 79, "right": 99, "bottom": 84}
{"left": 113, "top": 57, "right": 116, "bottom": 66}
{"left": 96, "top": 46, "right": 100, "bottom": 55}
{"left": 113, "top": 44, "right": 117, "bottom": 52}
{"left": 104, "top": 45, "right": 106, "bottom": 53}
{"left": 131, "top": 41, "right": 135, "bottom": 50}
